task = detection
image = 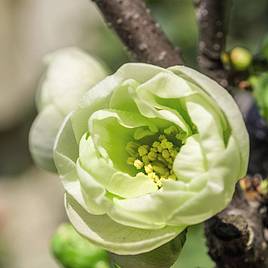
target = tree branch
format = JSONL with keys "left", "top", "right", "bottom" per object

{"left": 194, "top": 0, "right": 229, "bottom": 86}
{"left": 91, "top": 0, "right": 183, "bottom": 67}
{"left": 205, "top": 184, "right": 268, "bottom": 268}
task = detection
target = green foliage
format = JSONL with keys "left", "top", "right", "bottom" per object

{"left": 260, "top": 35, "right": 268, "bottom": 60}
{"left": 251, "top": 74, "right": 268, "bottom": 121}
{"left": 51, "top": 224, "right": 110, "bottom": 268}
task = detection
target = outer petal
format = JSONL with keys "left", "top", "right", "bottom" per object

{"left": 169, "top": 66, "right": 249, "bottom": 177}
{"left": 71, "top": 63, "right": 167, "bottom": 141}
{"left": 169, "top": 136, "right": 241, "bottom": 224}
{"left": 54, "top": 115, "right": 110, "bottom": 215}
{"left": 38, "top": 47, "right": 108, "bottom": 114}
{"left": 66, "top": 194, "right": 186, "bottom": 255}
{"left": 29, "top": 105, "right": 63, "bottom": 172}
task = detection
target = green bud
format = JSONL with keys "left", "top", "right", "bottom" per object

{"left": 230, "top": 47, "right": 253, "bottom": 71}
{"left": 51, "top": 223, "right": 110, "bottom": 268}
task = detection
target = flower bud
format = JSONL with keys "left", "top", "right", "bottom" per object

{"left": 29, "top": 47, "right": 108, "bottom": 172}
{"left": 230, "top": 47, "right": 252, "bottom": 71}
{"left": 51, "top": 223, "right": 110, "bottom": 268}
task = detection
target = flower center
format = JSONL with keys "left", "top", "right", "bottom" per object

{"left": 126, "top": 126, "right": 186, "bottom": 188}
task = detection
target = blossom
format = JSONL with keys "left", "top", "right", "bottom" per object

{"left": 32, "top": 61, "right": 249, "bottom": 255}
{"left": 29, "top": 47, "right": 108, "bottom": 171}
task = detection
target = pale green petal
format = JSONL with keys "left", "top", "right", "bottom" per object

{"left": 71, "top": 63, "right": 166, "bottom": 142}
{"left": 108, "top": 190, "right": 195, "bottom": 229}
{"left": 29, "top": 105, "right": 63, "bottom": 172}
{"left": 132, "top": 72, "right": 197, "bottom": 134}
{"left": 169, "top": 66, "right": 249, "bottom": 177}
{"left": 54, "top": 113, "right": 79, "bottom": 177}
{"left": 79, "top": 131, "right": 158, "bottom": 198}
{"left": 71, "top": 75, "right": 120, "bottom": 142}
{"left": 76, "top": 161, "right": 111, "bottom": 215}
{"left": 169, "top": 136, "right": 241, "bottom": 225}
{"left": 109, "top": 79, "right": 141, "bottom": 113}
{"left": 115, "top": 63, "right": 167, "bottom": 84}
{"left": 88, "top": 109, "right": 158, "bottom": 174}
{"left": 38, "top": 47, "right": 108, "bottom": 114}
{"left": 107, "top": 172, "right": 158, "bottom": 198}
{"left": 54, "top": 115, "right": 109, "bottom": 215}
{"left": 173, "top": 135, "right": 206, "bottom": 182}
{"left": 185, "top": 95, "right": 226, "bottom": 164}
{"left": 65, "top": 194, "right": 186, "bottom": 255}
{"left": 79, "top": 134, "right": 116, "bottom": 187}
{"left": 107, "top": 136, "right": 240, "bottom": 228}
{"left": 136, "top": 71, "right": 194, "bottom": 99}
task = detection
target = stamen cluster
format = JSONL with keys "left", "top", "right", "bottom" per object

{"left": 126, "top": 126, "right": 186, "bottom": 187}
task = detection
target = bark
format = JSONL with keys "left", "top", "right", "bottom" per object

{"left": 205, "top": 186, "right": 268, "bottom": 268}
{"left": 194, "top": 0, "right": 229, "bottom": 86}
{"left": 91, "top": 0, "right": 183, "bottom": 67}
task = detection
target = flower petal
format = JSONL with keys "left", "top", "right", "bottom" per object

{"left": 169, "top": 66, "right": 249, "bottom": 177}
{"left": 66, "top": 194, "right": 186, "bottom": 255}
{"left": 29, "top": 105, "right": 63, "bottom": 172}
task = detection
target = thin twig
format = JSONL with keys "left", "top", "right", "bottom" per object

{"left": 91, "top": 0, "right": 183, "bottom": 67}
{"left": 194, "top": 0, "right": 229, "bottom": 86}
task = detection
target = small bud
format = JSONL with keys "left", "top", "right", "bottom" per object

{"left": 230, "top": 47, "right": 253, "bottom": 71}
{"left": 51, "top": 223, "right": 109, "bottom": 268}
{"left": 221, "top": 51, "right": 230, "bottom": 66}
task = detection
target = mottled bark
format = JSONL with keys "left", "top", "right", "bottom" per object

{"left": 91, "top": 0, "right": 183, "bottom": 67}
{"left": 205, "top": 185, "right": 268, "bottom": 268}
{"left": 194, "top": 0, "right": 229, "bottom": 86}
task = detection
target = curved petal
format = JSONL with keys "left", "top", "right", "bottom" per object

{"left": 54, "top": 113, "right": 79, "bottom": 177}
{"left": 76, "top": 161, "right": 111, "bottom": 215}
{"left": 169, "top": 66, "right": 249, "bottom": 177}
{"left": 79, "top": 134, "right": 116, "bottom": 187}
{"left": 88, "top": 109, "right": 159, "bottom": 174}
{"left": 184, "top": 95, "right": 226, "bottom": 165}
{"left": 108, "top": 189, "right": 195, "bottom": 229}
{"left": 173, "top": 134, "right": 206, "bottom": 182}
{"left": 71, "top": 63, "right": 167, "bottom": 142}
{"left": 29, "top": 105, "right": 63, "bottom": 172}
{"left": 107, "top": 172, "right": 158, "bottom": 198}
{"left": 169, "top": 136, "right": 241, "bottom": 225}
{"left": 66, "top": 194, "right": 186, "bottom": 255}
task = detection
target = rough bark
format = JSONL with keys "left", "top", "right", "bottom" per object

{"left": 91, "top": 0, "right": 183, "bottom": 67}
{"left": 194, "top": 0, "right": 229, "bottom": 86}
{"left": 205, "top": 185, "right": 268, "bottom": 268}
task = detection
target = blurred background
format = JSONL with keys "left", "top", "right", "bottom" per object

{"left": 1, "top": 0, "right": 268, "bottom": 267}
